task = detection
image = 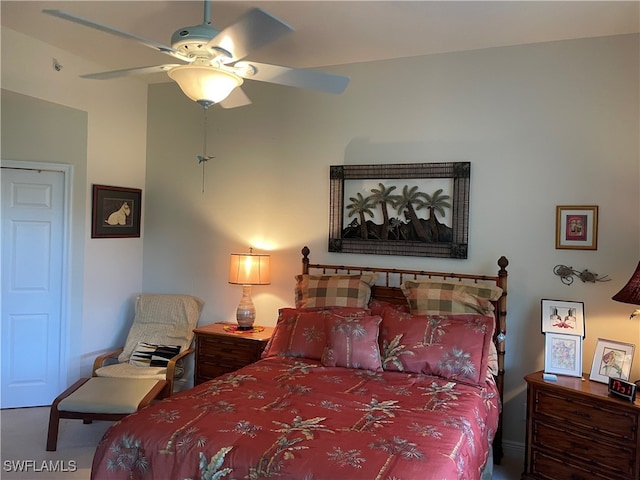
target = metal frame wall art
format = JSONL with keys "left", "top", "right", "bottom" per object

{"left": 91, "top": 184, "right": 142, "bottom": 238}
{"left": 555, "top": 205, "right": 598, "bottom": 250}
{"left": 328, "top": 162, "right": 470, "bottom": 258}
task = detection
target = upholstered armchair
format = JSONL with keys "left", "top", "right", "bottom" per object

{"left": 92, "top": 294, "right": 204, "bottom": 395}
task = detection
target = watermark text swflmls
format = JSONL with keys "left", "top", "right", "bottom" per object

{"left": 3, "top": 460, "right": 78, "bottom": 473}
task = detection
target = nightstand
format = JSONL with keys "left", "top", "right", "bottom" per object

{"left": 523, "top": 370, "right": 640, "bottom": 480}
{"left": 193, "top": 323, "right": 274, "bottom": 385}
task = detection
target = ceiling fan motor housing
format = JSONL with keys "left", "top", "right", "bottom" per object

{"left": 171, "top": 24, "right": 231, "bottom": 61}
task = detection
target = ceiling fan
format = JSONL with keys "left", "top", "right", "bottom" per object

{"left": 43, "top": 1, "right": 350, "bottom": 109}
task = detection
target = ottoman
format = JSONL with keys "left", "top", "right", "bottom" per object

{"left": 46, "top": 377, "right": 167, "bottom": 451}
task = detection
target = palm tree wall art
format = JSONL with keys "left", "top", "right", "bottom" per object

{"left": 329, "top": 163, "right": 470, "bottom": 258}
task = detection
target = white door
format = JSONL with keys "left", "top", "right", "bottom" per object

{"left": 1, "top": 167, "right": 65, "bottom": 407}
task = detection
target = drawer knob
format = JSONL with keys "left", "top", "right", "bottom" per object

{"left": 569, "top": 442, "right": 588, "bottom": 452}
{"left": 572, "top": 410, "right": 591, "bottom": 419}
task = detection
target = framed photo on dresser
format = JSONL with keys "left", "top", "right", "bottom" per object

{"left": 541, "top": 299, "right": 585, "bottom": 338}
{"left": 589, "top": 338, "right": 635, "bottom": 383}
{"left": 544, "top": 333, "right": 583, "bottom": 377}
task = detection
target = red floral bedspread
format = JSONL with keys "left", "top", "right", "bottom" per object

{"left": 91, "top": 357, "right": 499, "bottom": 480}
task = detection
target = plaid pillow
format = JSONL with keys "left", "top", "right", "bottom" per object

{"left": 401, "top": 280, "right": 502, "bottom": 315}
{"left": 294, "top": 273, "right": 377, "bottom": 308}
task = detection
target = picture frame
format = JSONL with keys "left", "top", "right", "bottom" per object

{"left": 328, "top": 162, "right": 470, "bottom": 258}
{"left": 91, "top": 184, "right": 142, "bottom": 238}
{"left": 540, "top": 299, "right": 585, "bottom": 338}
{"left": 555, "top": 205, "right": 598, "bottom": 250}
{"left": 589, "top": 338, "right": 635, "bottom": 383}
{"left": 544, "top": 332, "right": 583, "bottom": 377}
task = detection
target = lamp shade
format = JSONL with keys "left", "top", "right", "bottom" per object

{"left": 612, "top": 261, "right": 640, "bottom": 306}
{"left": 228, "top": 253, "right": 271, "bottom": 286}
{"left": 168, "top": 65, "right": 243, "bottom": 105}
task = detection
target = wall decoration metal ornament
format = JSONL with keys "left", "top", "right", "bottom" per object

{"left": 555, "top": 205, "right": 598, "bottom": 250}
{"left": 329, "top": 162, "right": 470, "bottom": 258}
{"left": 91, "top": 184, "right": 142, "bottom": 238}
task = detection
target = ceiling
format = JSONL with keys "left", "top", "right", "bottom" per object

{"left": 2, "top": 1, "right": 639, "bottom": 83}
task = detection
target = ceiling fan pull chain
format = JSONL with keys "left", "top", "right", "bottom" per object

{"left": 202, "top": 107, "right": 207, "bottom": 193}
{"left": 197, "top": 106, "right": 214, "bottom": 193}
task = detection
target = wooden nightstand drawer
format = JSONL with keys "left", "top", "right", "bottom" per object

{"left": 534, "top": 388, "right": 637, "bottom": 441}
{"left": 198, "top": 335, "right": 262, "bottom": 360}
{"left": 533, "top": 420, "right": 635, "bottom": 478}
{"left": 193, "top": 323, "right": 274, "bottom": 385}
{"left": 197, "top": 362, "right": 239, "bottom": 380}
{"left": 530, "top": 450, "right": 619, "bottom": 480}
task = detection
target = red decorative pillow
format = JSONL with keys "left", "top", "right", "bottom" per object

{"left": 263, "top": 309, "right": 327, "bottom": 360}
{"left": 380, "top": 309, "right": 493, "bottom": 385}
{"left": 262, "top": 307, "right": 371, "bottom": 360}
{"left": 368, "top": 298, "right": 409, "bottom": 316}
{"left": 322, "top": 314, "right": 383, "bottom": 371}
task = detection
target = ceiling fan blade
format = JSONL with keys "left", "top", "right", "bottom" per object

{"left": 219, "top": 88, "right": 252, "bottom": 109}
{"left": 80, "top": 65, "right": 181, "bottom": 80}
{"left": 42, "top": 9, "right": 191, "bottom": 63}
{"left": 206, "top": 8, "right": 293, "bottom": 62}
{"left": 239, "top": 62, "right": 349, "bottom": 94}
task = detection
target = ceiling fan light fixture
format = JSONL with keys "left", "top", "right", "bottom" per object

{"left": 168, "top": 64, "right": 243, "bottom": 106}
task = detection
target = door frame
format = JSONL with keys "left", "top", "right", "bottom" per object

{"left": 1, "top": 159, "right": 73, "bottom": 392}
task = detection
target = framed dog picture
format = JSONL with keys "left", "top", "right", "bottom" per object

{"left": 91, "top": 184, "right": 142, "bottom": 238}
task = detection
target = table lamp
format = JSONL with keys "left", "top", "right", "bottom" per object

{"left": 228, "top": 248, "right": 271, "bottom": 330}
{"left": 612, "top": 261, "right": 640, "bottom": 319}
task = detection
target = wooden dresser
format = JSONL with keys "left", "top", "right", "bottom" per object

{"left": 523, "top": 371, "right": 640, "bottom": 480}
{"left": 193, "top": 323, "right": 273, "bottom": 385}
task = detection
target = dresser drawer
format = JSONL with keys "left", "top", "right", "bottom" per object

{"left": 530, "top": 449, "right": 624, "bottom": 480}
{"left": 534, "top": 388, "right": 637, "bottom": 441}
{"left": 197, "top": 362, "right": 238, "bottom": 381}
{"left": 197, "top": 335, "right": 263, "bottom": 361}
{"left": 198, "top": 350, "right": 257, "bottom": 371}
{"left": 533, "top": 420, "right": 635, "bottom": 478}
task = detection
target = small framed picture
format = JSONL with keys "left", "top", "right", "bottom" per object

{"left": 541, "top": 299, "right": 585, "bottom": 337}
{"left": 91, "top": 184, "right": 142, "bottom": 238}
{"left": 544, "top": 333, "right": 583, "bottom": 377}
{"left": 589, "top": 338, "right": 635, "bottom": 383}
{"left": 555, "top": 205, "right": 598, "bottom": 250}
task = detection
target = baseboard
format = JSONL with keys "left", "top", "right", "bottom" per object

{"left": 502, "top": 439, "right": 525, "bottom": 459}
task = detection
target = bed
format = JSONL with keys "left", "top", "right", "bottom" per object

{"left": 91, "top": 247, "right": 509, "bottom": 480}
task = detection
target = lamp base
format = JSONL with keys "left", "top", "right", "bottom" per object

{"left": 236, "top": 285, "right": 256, "bottom": 330}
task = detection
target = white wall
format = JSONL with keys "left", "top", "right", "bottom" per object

{"left": 144, "top": 34, "right": 640, "bottom": 447}
{"left": 1, "top": 28, "right": 148, "bottom": 379}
